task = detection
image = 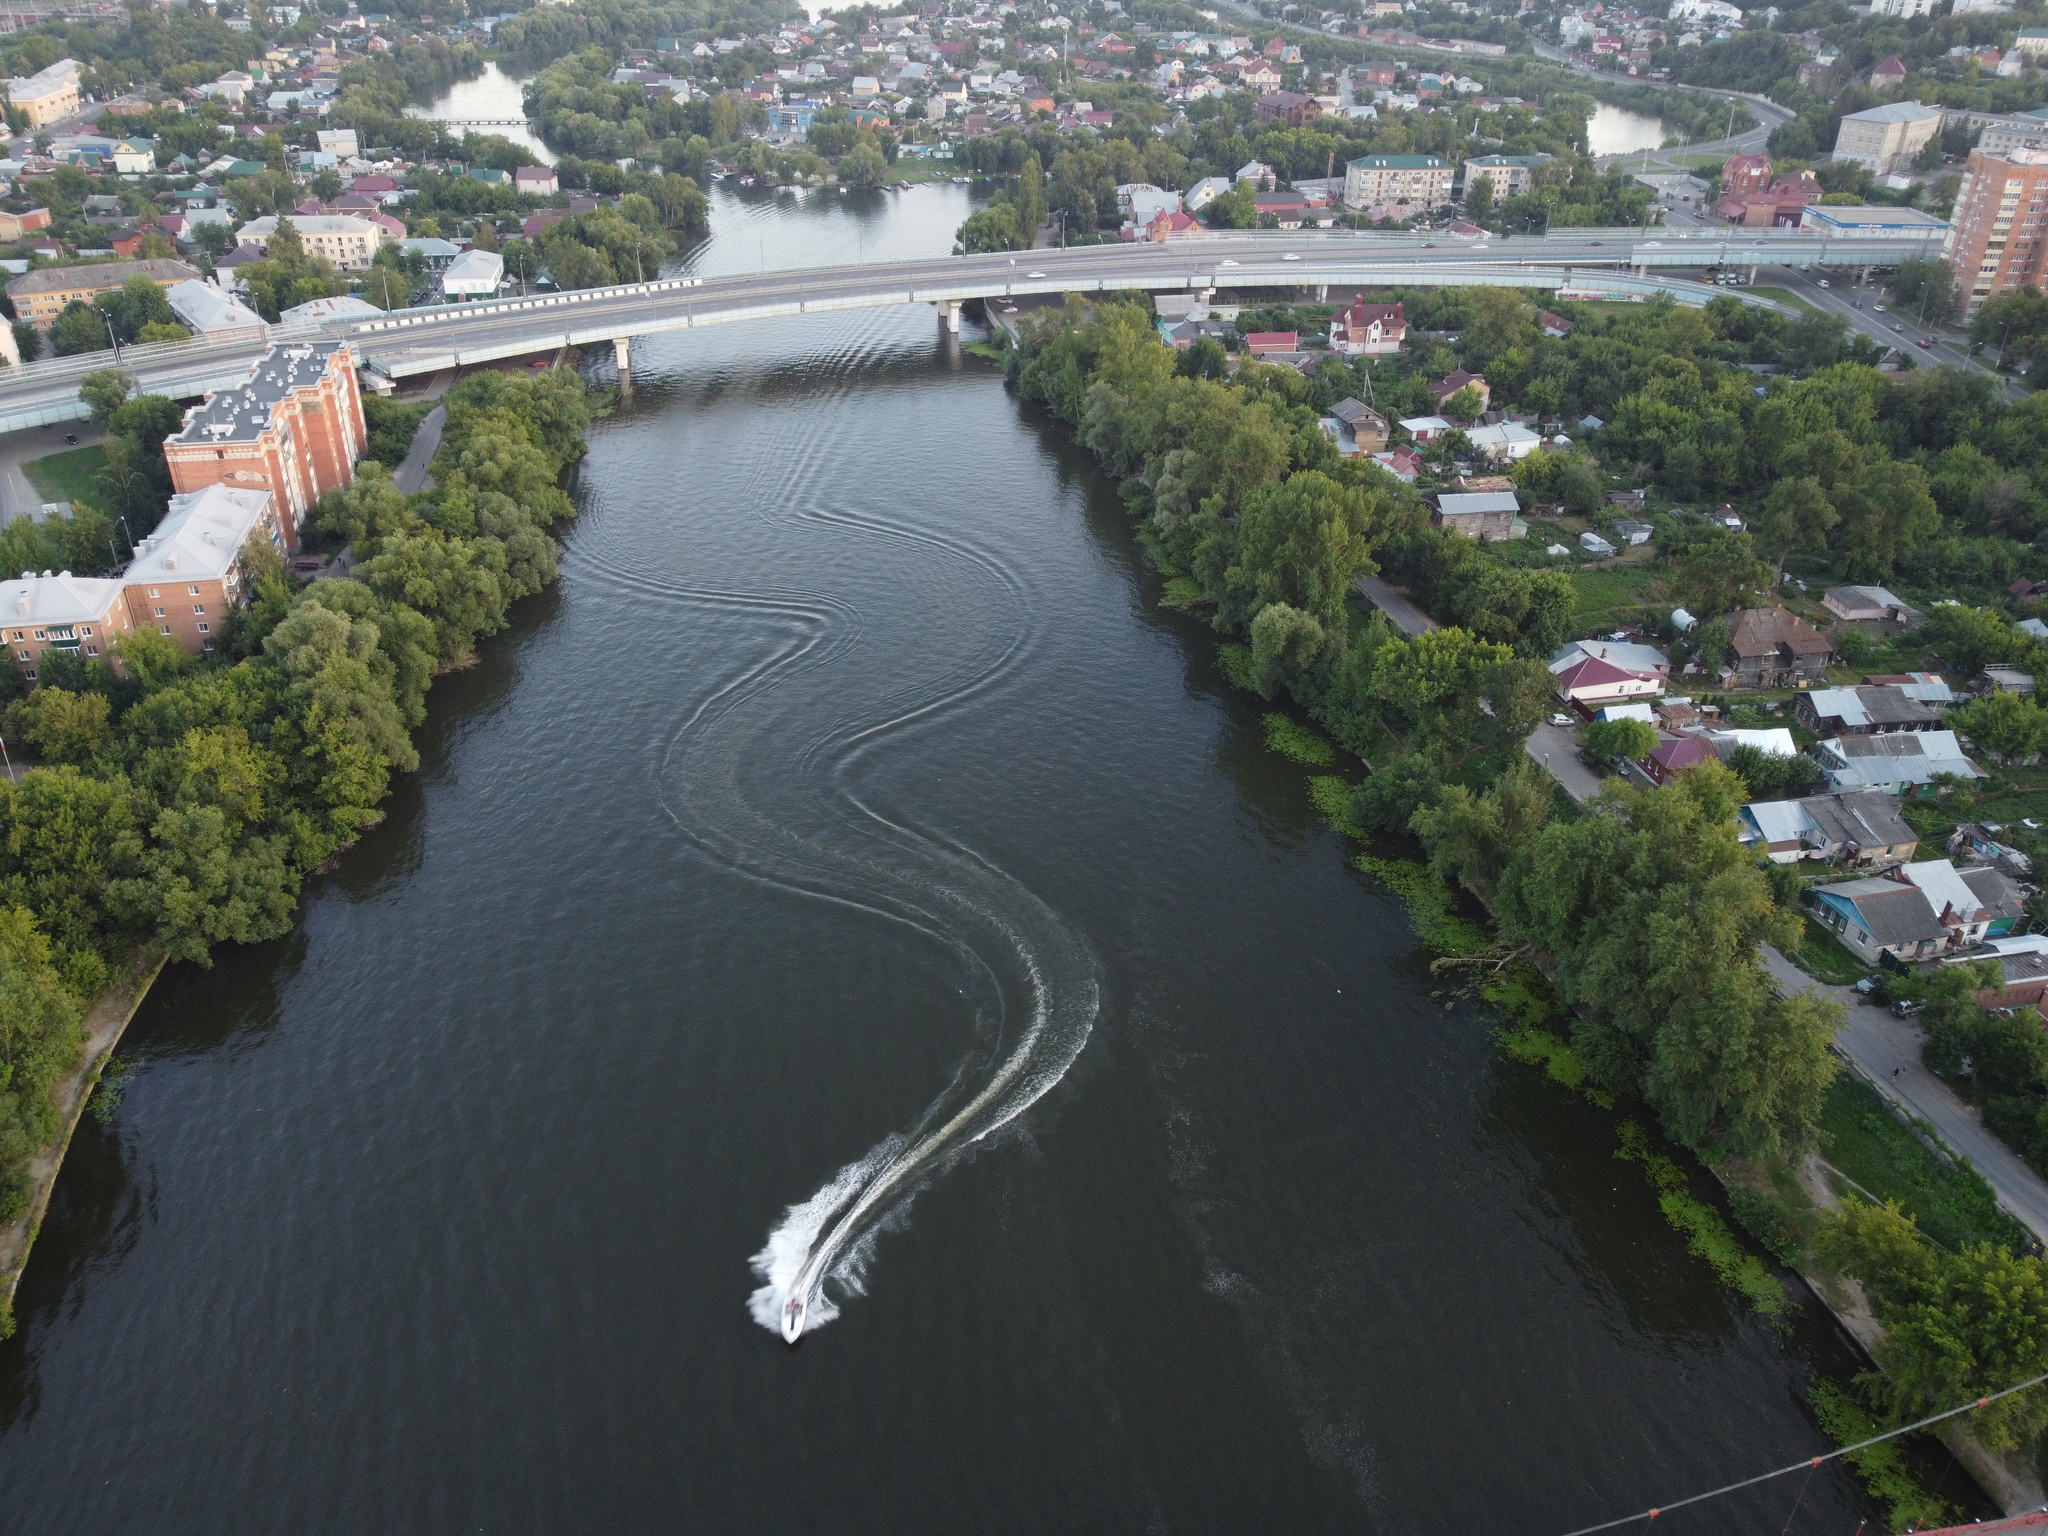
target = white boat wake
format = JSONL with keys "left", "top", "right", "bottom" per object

{"left": 583, "top": 341, "right": 1099, "bottom": 1344}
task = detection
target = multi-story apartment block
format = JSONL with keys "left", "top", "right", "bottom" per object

{"left": 5, "top": 58, "right": 79, "bottom": 128}
{"left": 0, "top": 572, "right": 135, "bottom": 683}
{"left": 5, "top": 257, "right": 202, "bottom": 330}
{"left": 1461, "top": 153, "right": 1549, "bottom": 200}
{"left": 1342, "top": 153, "right": 1455, "bottom": 210}
{"left": 234, "top": 214, "right": 382, "bottom": 272}
{"left": 163, "top": 341, "right": 366, "bottom": 548}
{"left": 123, "top": 484, "right": 285, "bottom": 656}
{"left": 1831, "top": 101, "right": 1943, "bottom": 176}
{"left": 1943, "top": 146, "right": 2048, "bottom": 315}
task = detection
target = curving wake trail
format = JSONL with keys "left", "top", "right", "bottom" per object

{"left": 580, "top": 322, "right": 1100, "bottom": 1342}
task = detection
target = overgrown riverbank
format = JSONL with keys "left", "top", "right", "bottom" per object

{"left": 0, "top": 367, "right": 592, "bottom": 1338}
{"left": 1000, "top": 296, "right": 2048, "bottom": 1526}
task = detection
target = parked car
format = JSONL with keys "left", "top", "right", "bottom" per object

{"left": 1892, "top": 998, "right": 1924, "bottom": 1018}
{"left": 1855, "top": 975, "right": 1880, "bottom": 997}
{"left": 1547, "top": 713, "right": 1572, "bottom": 727}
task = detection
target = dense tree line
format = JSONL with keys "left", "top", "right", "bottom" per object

{"left": 0, "top": 369, "right": 589, "bottom": 1287}
{"left": 1009, "top": 296, "right": 1841, "bottom": 1160}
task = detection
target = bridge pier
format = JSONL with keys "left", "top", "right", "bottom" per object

{"left": 614, "top": 334, "right": 631, "bottom": 374}
{"left": 937, "top": 299, "right": 961, "bottom": 334}
{"left": 1748, "top": 263, "right": 1759, "bottom": 284}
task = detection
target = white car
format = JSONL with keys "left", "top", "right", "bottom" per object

{"left": 1547, "top": 713, "right": 1573, "bottom": 727}
{"left": 1818, "top": 278, "right": 1830, "bottom": 288}
{"left": 1282, "top": 252, "right": 1301, "bottom": 261}
{"left": 1219, "top": 259, "right": 1239, "bottom": 267}
{"left": 1026, "top": 270, "right": 1046, "bottom": 278}
{"left": 1874, "top": 304, "right": 1886, "bottom": 312}
{"left": 1641, "top": 240, "right": 1662, "bottom": 248}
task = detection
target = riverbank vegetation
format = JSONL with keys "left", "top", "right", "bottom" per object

{"left": 1007, "top": 288, "right": 2048, "bottom": 1517}
{"left": 0, "top": 369, "right": 589, "bottom": 1337}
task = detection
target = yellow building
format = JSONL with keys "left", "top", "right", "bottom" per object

{"left": 5, "top": 257, "right": 202, "bottom": 329}
{"left": 6, "top": 59, "right": 81, "bottom": 129}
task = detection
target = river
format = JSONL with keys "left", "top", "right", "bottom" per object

{"left": 0, "top": 184, "right": 1920, "bottom": 1532}
{"left": 407, "top": 61, "right": 556, "bottom": 166}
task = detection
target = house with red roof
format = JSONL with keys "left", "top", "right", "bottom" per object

{"left": 1430, "top": 369, "right": 1491, "bottom": 411}
{"left": 1243, "top": 330, "right": 1299, "bottom": 355}
{"left": 1636, "top": 733, "right": 1716, "bottom": 786}
{"left": 1330, "top": 296, "right": 1405, "bottom": 355}
{"left": 1552, "top": 652, "right": 1665, "bottom": 710}
{"left": 1871, "top": 53, "right": 1907, "bottom": 85}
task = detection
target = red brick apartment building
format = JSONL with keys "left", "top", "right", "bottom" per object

{"left": 1943, "top": 146, "right": 2048, "bottom": 316}
{"left": 122, "top": 484, "right": 286, "bottom": 656}
{"left": 162, "top": 340, "right": 366, "bottom": 548}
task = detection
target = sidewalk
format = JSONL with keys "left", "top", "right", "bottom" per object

{"left": 1524, "top": 722, "right": 1604, "bottom": 804}
{"left": 1762, "top": 945, "right": 2048, "bottom": 1245}
{"left": 391, "top": 403, "right": 446, "bottom": 496}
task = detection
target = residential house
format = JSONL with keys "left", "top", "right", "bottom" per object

{"left": 1870, "top": 53, "right": 1908, "bottom": 86}
{"left": 1552, "top": 638, "right": 1671, "bottom": 677}
{"left": 1328, "top": 296, "right": 1406, "bottom": 356}
{"left": 1538, "top": 310, "right": 1572, "bottom": 337}
{"left": 1951, "top": 822, "right": 2034, "bottom": 880}
{"left": 0, "top": 208, "right": 51, "bottom": 242}
{"left": 1254, "top": 190, "right": 1310, "bottom": 227}
{"left": 1612, "top": 519, "right": 1653, "bottom": 545}
{"left": 1815, "top": 729, "right": 1984, "bottom": 793}
{"left": 1737, "top": 789, "right": 1919, "bottom": 865}
{"left": 1255, "top": 90, "right": 1321, "bottom": 127}
{"left": 1433, "top": 490, "right": 1520, "bottom": 540}
{"left": 1720, "top": 606, "right": 1837, "bottom": 689}
{"left": 514, "top": 166, "right": 558, "bottom": 196}
{"left": 1372, "top": 446, "right": 1422, "bottom": 482}
{"left": 1243, "top": 330, "right": 1299, "bottom": 356}
{"left": 1142, "top": 209, "right": 1203, "bottom": 240}
{"left": 1793, "top": 685, "right": 1944, "bottom": 737}
{"left": 1183, "top": 175, "right": 1233, "bottom": 211}
{"left": 441, "top": 248, "right": 504, "bottom": 301}
{"left": 1429, "top": 369, "right": 1490, "bottom": 412}
{"left": 1329, "top": 398, "right": 1388, "bottom": 451}
{"left": 163, "top": 341, "right": 367, "bottom": 550}
{"left": 5, "top": 258, "right": 202, "bottom": 329}
{"left": 1464, "top": 421, "right": 1541, "bottom": 461}
{"left": 1399, "top": 415, "right": 1451, "bottom": 442}
{"left": 1808, "top": 858, "right": 2017, "bottom": 964}
{"left": 1634, "top": 732, "right": 1716, "bottom": 785}
{"left": 122, "top": 484, "right": 285, "bottom": 656}
{"left": 0, "top": 572, "right": 135, "bottom": 684}
{"left": 1553, "top": 651, "right": 1665, "bottom": 711}
{"left": 1822, "top": 584, "right": 1924, "bottom": 626}
{"left": 1945, "top": 941, "right": 2048, "bottom": 1016}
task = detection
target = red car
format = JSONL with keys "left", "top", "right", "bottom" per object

{"left": 1917, "top": 336, "right": 1934, "bottom": 348}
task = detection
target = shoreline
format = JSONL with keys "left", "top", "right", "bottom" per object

{"left": 0, "top": 951, "right": 167, "bottom": 1331}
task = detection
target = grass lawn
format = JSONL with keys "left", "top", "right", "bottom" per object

{"left": 21, "top": 445, "right": 110, "bottom": 512}
{"left": 1820, "top": 1074, "right": 2029, "bottom": 1252}
{"left": 1792, "top": 914, "right": 1871, "bottom": 986}
{"left": 1570, "top": 563, "right": 1666, "bottom": 630}
{"left": 1747, "top": 286, "right": 1823, "bottom": 316}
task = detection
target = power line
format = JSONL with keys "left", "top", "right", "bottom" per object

{"left": 1556, "top": 1369, "right": 2048, "bottom": 1536}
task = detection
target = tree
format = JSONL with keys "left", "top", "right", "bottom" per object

{"left": 839, "top": 142, "right": 888, "bottom": 188}
{"left": 1887, "top": 260, "right": 1958, "bottom": 323}
{"left": 1670, "top": 525, "right": 1775, "bottom": 617}
{"left": 3, "top": 688, "right": 111, "bottom": 765}
{"left": 1224, "top": 469, "right": 1381, "bottom": 633}
{"left": 0, "top": 905, "right": 84, "bottom": 1224}
{"left": 48, "top": 301, "right": 110, "bottom": 357}
{"left": 1443, "top": 384, "right": 1486, "bottom": 423}
{"left": 1749, "top": 476, "right": 1837, "bottom": 575}
{"left": 1463, "top": 174, "right": 1494, "bottom": 227}
{"left": 1494, "top": 761, "right": 1840, "bottom": 1158}
{"left": 1824, "top": 1198, "right": 2048, "bottom": 1451}
{"left": 1831, "top": 460, "right": 1940, "bottom": 581}
{"left": 1922, "top": 603, "right": 2019, "bottom": 678}
{"left": 1177, "top": 335, "right": 1228, "bottom": 380}
{"left": 78, "top": 368, "right": 132, "bottom": 427}
{"left": 1581, "top": 716, "right": 1658, "bottom": 763}
{"left": 1948, "top": 691, "right": 2048, "bottom": 765}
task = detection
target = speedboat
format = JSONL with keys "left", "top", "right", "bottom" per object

{"left": 781, "top": 1291, "right": 807, "bottom": 1345}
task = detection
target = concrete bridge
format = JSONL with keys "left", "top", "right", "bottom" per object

{"left": 0, "top": 228, "right": 1947, "bottom": 431}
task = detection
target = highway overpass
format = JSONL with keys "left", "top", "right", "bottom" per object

{"left": 0, "top": 227, "right": 1947, "bottom": 431}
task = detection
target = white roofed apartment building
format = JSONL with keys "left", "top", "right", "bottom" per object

{"left": 0, "top": 572, "right": 135, "bottom": 683}
{"left": 1830, "top": 102, "right": 1944, "bottom": 177}
{"left": 439, "top": 248, "right": 504, "bottom": 302}
{"left": 5, "top": 58, "right": 80, "bottom": 129}
{"left": 122, "top": 484, "right": 285, "bottom": 657}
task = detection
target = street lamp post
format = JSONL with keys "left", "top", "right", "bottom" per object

{"left": 101, "top": 311, "right": 121, "bottom": 364}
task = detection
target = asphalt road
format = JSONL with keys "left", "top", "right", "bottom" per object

{"left": 1761, "top": 945, "right": 2048, "bottom": 1246}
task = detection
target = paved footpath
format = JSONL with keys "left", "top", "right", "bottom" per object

{"left": 1762, "top": 945, "right": 2048, "bottom": 1245}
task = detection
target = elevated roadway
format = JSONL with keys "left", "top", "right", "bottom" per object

{"left": 0, "top": 228, "right": 1948, "bottom": 430}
